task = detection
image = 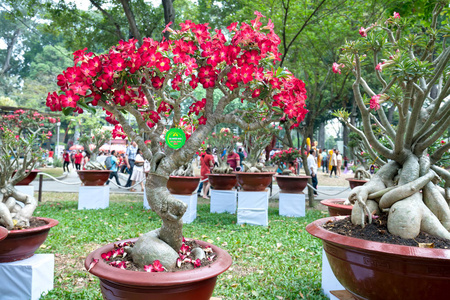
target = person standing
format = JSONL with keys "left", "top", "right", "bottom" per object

{"left": 237, "top": 148, "right": 245, "bottom": 169}
{"left": 106, "top": 150, "right": 121, "bottom": 186}
{"left": 336, "top": 150, "right": 343, "bottom": 177}
{"left": 74, "top": 150, "right": 83, "bottom": 170}
{"left": 288, "top": 161, "right": 296, "bottom": 174}
{"left": 70, "top": 151, "right": 75, "bottom": 168}
{"left": 226, "top": 148, "right": 240, "bottom": 171}
{"left": 321, "top": 149, "right": 328, "bottom": 173}
{"left": 307, "top": 149, "right": 318, "bottom": 195}
{"left": 200, "top": 148, "right": 214, "bottom": 199}
{"left": 330, "top": 149, "right": 338, "bottom": 178}
{"left": 62, "top": 150, "right": 71, "bottom": 173}
{"left": 130, "top": 149, "right": 145, "bottom": 192}
{"left": 125, "top": 141, "right": 138, "bottom": 187}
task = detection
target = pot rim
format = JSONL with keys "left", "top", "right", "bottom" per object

{"left": 0, "top": 227, "right": 8, "bottom": 241}
{"left": 320, "top": 199, "right": 352, "bottom": 210}
{"left": 85, "top": 238, "right": 232, "bottom": 287}
{"left": 168, "top": 176, "right": 202, "bottom": 179}
{"left": 7, "top": 217, "right": 59, "bottom": 235}
{"left": 306, "top": 216, "right": 450, "bottom": 260}
{"left": 232, "top": 172, "right": 276, "bottom": 175}
{"left": 274, "top": 175, "right": 311, "bottom": 179}
{"left": 77, "top": 170, "right": 112, "bottom": 173}
{"left": 206, "top": 173, "right": 236, "bottom": 177}
{"left": 345, "top": 178, "right": 368, "bottom": 183}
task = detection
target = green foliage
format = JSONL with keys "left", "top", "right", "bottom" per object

{"left": 35, "top": 194, "right": 327, "bottom": 299}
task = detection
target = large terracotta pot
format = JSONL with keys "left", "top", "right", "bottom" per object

{"left": 0, "top": 227, "right": 8, "bottom": 242}
{"left": 85, "top": 238, "right": 232, "bottom": 300}
{"left": 346, "top": 178, "right": 368, "bottom": 189}
{"left": 320, "top": 199, "right": 352, "bottom": 216}
{"left": 14, "top": 170, "right": 41, "bottom": 186}
{"left": 77, "top": 170, "right": 112, "bottom": 186}
{"left": 274, "top": 175, "right": 310, "bottom": 193}
{"left": 0, "top": 217, "right": 59, "bottom": 262}
{"left": 207, "top": 174, "right": 237, "bottom": 190}
{"left": 233, "top": 172, "right": 274, "bottom": 191}
{"left": 306, "top": 216, "right": 450, "bottom": 300}
{"left": 167, "top": 176, "right": 201, "bottom": 195}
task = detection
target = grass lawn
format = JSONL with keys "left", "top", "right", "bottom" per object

{"left": 36, "top": 192, "right": 328, "bottom": 300}
{"left": 38, "top": 167, "right": 65, "bottom": 178}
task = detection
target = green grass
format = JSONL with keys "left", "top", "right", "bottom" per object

{"left": 38, "top": 167, "right": 65, "bottom": 178}
{"left": 35, "top": 192, "right": 327, "bottom": 300}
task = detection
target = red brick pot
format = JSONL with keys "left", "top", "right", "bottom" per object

{"left": 77, "top": 170, "right": 112, "bottom": 186}
{"left": 0, "top": 227, "right": 8, "bottom": 242}
{"left": 345, "top": 178, "right": 368, "bottom": 189}
{"left": 306, "top": 216, "right": 450, "bottom": 300}
{"left": 207, "top": 174, "right": 237, "bottom": 190}
{"left": 85, "top": 238, "right": 232, "bottom": 300}
{"left": 14, "top": 170, "right": 41, "bottom": 186}
{"left": 320, "top": 199, "right": 353, "bottom": 216}
{"left": 274, "top": 175, "right": 310, "bottom": 193}
{"left": 166, "top": 176, "right": 201, "bottom": 195}
{"left": 233, "top": 172, "right": 274, "bottom": 191}
{"left": 0, "top": 217, "right": 59, "bottom": 262}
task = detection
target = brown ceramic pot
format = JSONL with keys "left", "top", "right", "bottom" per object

{"left": 345, "top": 178, "right": 368, "bottom": 189}
{"left": 306, "top": 216, "right": 450, "bottom": 300}
{"left": 0, "top": 217, "right": 59, "bottom": 262}
{"left": 207, "top": 174, "right": 237, "bottom": 190}
{"left": 320, "top": 199, "right": 353, "bottom": 216}
{"left": 166, "top": 176, "right": 201, "bottom": 195}
{"left": 85, "top": 238, "right": 232, "bottom": 300}
{"left": 0, "top": 227, "right": 8, "bottom": 242}
{"left": 77, "top": 170, "right": 112, "bottom": 186}
{"left": 13, "top": 170, "right": 41, "bottom": 185}
{"left": 233, "top": 172, "right": 274, "bottom": 191}
{"left": 274, "top": 175, "right": 310, "bottom": 193}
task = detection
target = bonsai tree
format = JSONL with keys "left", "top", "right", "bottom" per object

{"left": 241, "top": 127, "right": 274, "bottom": 172}
{"left": 0, "top": 109, "right": 57, "bottom": 229}
{"left": 78, "top": 128, "right": 112, "bottom": 169}
{"left": 271, "top": 147, "right": 301, "bottom": 175}
{"left": 209, "top": 128, "right": 240, "bottom": 174}
{"left": 47, "top": 12, "right": 308, "bottom": 268}
{"left": 333, "top": 3, "right": 450, "bottom": 240}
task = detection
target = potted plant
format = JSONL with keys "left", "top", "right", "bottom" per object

{"left": 0, "top": 109, "right": 59, "bottom": 262}
{"left": 272, "top": 148, "right": 311, "bottom": 193}
{"left": 77, "top": 128, "right": 113, "bottom": 186}
{"left": 234, "top": 128, "right": 277, "bottom": 191}
{"left": 48, "top": 12, "right": 308, "bottom": 298}
{"left": 207, "top": 128, "right": 240, "bottom": 190}
{"left": 167, "top": 162, "right": 202, "bottom": 195}
{"left": 308, "top": 5, "right": 450, "bottom": 299}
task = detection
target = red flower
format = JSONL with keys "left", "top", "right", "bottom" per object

{"left": 60, "top": 90, "right": 79, "bottom": 108}
{"left": 198, "top": 116, "right": 207, "bottom": 125}
{"left": 156, "top": 57, "right": 171, "bottom": 72}
{"left": 152, "top": 76, "right": 165, "bottom": 90}
{"left": 252, "top": 89, "right": 261, "bottom": 98}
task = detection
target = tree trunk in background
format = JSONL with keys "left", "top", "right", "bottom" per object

{"left": 162, "top": 0, "right": 175, "bottom": 40}
{"left": 318, "top": 122, "right": 325, "bottom": 149}
{"left": 119, "top": 0, "right": 142, "bottom": 43}
{"left": 343, "top": 124, "right": 349, "bottom": 157}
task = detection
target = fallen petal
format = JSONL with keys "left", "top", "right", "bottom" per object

{"left": 88, "top": 259, "right": 99, "bottom": 271}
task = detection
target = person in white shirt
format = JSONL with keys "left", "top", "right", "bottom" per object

{"left": 307, "top": 149, "right": 318, "bottom": 195}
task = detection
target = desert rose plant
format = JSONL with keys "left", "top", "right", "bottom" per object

{"left": 47, "top": 12, "right": 308, "bottom": 269}
{"left": 333, "top": 3, "right": 450, "bottom": 240}
{"left": 209, "top": 128, "right": 240, "bottom": 174}
{"left": 0, "top": 109, "right": 57, "bottom": 229}
{"left": 271, "top": 147, "right": 301, "bottom": 174}
{"left": 78, "top": 128, "right": 112, "bottom": 169}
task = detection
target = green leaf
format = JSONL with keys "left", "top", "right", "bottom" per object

{"left": 62, "top": 107, "right": 75, "bottom": 116}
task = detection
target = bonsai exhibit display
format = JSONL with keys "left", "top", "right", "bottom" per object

{"left": 47, "top": 12, "right": 307, "bottom": 298}
{"left": 309, "top": 4, "right": 450, "bottom": 299}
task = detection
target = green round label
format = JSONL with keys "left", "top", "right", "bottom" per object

{"left": 165, "top": 128, "right": 186, "bottom": 149}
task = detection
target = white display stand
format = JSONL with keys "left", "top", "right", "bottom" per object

{"left": 0, "top": 254, "right": 54, "bottom": 300}
{"left": 143, "top": 187, "right": 151, "bottom": 209}
{"left": 322, "top": 248, "right": 344, "bottom": 300}
{"left": 210, "top": 189, "right": 237, "bottom": 214}
{"left": 14, "top": 185, "right": 35, "bottom": 198}
{"left": 172, "top": 194, "right": 197, "bottom": 224}
{"left": 78, "top": 185, "right": 109, "bottom": 210}
{"left": 279, "top": 193, "right": 305, "bottom": 217}
{"left": 237, "top": 190, "right": 269, "bottom": 226}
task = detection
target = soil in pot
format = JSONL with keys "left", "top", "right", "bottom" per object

{"left": 324, "top": 214, "right": 450, "bottom": 248}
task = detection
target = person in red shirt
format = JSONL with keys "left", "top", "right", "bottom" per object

{"left": 75, "top": 150, "right": 83, "bottom": 170}
{"left": 48, "top": 149, "right": 54, "bottom": 159}
{"left": 200, "top": 148, "right": 214, "bottom": 199}
{"left": 62, "top": 150, "right": 71, "bottom": 172}
{"left": 227, "top": 148, "right": 240, "bottom": 171}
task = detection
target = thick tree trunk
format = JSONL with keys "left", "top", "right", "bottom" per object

{"left": 162, "top": 0, "right": 175, "bottom": 40}
{"left": 0, "top": 29, "right": 20, "bottom": 77}
{"left": 318, "top": 122, "right": 325, "bottom": 149}
{"left": 119, "top": 0, "right": 142, "bottom": 43}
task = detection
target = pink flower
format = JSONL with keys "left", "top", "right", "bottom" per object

{"left": 332, "top": 62, "right": 343, "bottom": 74}
{"left": 193, "top": 258, "right": 201, "bottom": 268}
{"left": 144, "top": 264, "right": 155, "bottom": 272}
{"left": 370, "top": 95, "right": 381, "bottom": 110}
{"left": 393, "top": 12, "right": 400, "bottom": 19}
{"left": 375, "top": 62, "right": 383, "bottom": 71}
{"left": 359, "top": 27, "right": 367, "bottom": 37}
{"left": 152, "top": 260, "right": 165, "bottom": 272}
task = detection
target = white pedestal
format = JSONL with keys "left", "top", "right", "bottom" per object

{"left": 210, "top": 190, "right": 237, "bottom": 214}
{"left": 172, "top": 194, "right": 197, "bottom": 224}
{"left": 322, "top": 248, "right": 344, "bottom": 300}
{"left": 78, "top": 186, "right": 109, "bottom": 210}
{"left": 143, "top": 187, "right": 151, "bottom": 209}
{"left": 279, "top": 193, "right": 305, "bottom": 217}
{"left": 14, "top": 185, "right": 35, "bottom": 198}
{"left": 0, "top": 254, "right": 54, "bottom": 300}
{"left": 237, "top": 190, "right": 269, "bottom": 226}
